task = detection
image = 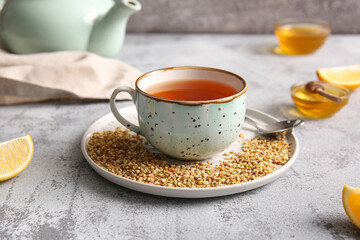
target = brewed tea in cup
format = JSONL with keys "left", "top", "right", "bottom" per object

{"left": 110, "top": 66, "right": 247, "bottom": 160}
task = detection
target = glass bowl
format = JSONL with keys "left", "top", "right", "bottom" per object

{"left": 274, "top": 18, "right": 331, "bottom": 55}
{"left": 291, "top": 81, "right": 350, "bottom": 118}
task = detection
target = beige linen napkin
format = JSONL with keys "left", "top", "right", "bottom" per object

{"left": 0, "top": 49, "right": 142, "bottom": 105}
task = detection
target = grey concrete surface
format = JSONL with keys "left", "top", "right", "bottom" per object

{"left": 1, "top": 34, "right": 360, "bottom": 239}
{"left": 127, "top": 0, "right": 360, "bottom": 33}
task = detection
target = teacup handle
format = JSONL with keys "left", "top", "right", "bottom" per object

{"left": 110, "top": 86, "right": 141, "bottom": 134}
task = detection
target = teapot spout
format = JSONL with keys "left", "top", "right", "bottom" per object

{"left": 87, "top": 0, "right": 141, "bottom": 57}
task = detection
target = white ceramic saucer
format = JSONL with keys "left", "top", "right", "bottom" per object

{"left": 81, "top": 106, "right": 299, "bottom": 198}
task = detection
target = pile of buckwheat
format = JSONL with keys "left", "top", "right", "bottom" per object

{"left": 87, "top": 127, "right": 291, "bottom": 188}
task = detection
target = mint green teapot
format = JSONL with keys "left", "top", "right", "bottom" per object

{"left": 0, "top": 0, "right": 141, "bottom": 57}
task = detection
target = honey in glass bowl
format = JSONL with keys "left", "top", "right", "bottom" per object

{"left": 291, "top": 81, "right": 350, "bottom": 118}
{"left": 275, "top": 19, "right": 331, "bottom": 55}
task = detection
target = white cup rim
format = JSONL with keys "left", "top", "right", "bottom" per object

{"left": 135, "top": 66, "right": 247, "bottom": 105}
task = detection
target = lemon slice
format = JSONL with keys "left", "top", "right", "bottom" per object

{"left": 317, "top": 64, "right": 360, "bottom": 90}
{"left": 0, "top": 134, "right": 34, "bottom": 181}
{"left": 343, "top": 185, "right": 360, "bottom": 229}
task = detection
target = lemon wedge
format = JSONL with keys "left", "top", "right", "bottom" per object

{"left": 317, "top": 64, "right": 360, "bottom": 90}
{"left": 343, "top": 185, "right": 360, "bottom": 229}
{"left": 0, "top": 134, "right": 34, "bottom": 181}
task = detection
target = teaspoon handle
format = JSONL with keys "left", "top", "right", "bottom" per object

{"left": 244, "top": 116, "right": 259, "bottom": 127}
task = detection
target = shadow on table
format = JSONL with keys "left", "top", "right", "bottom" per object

{"left": 315, "top": 215, "right": 360, "bottom": 239}
{"left": 248, "top": 44, "right": 275, "bottom": 55}
{"left": 250, "top": 43, "right": 305, "bottom": 57}
{"left": 276, "top": 103, "right": 325, "bottom": 121}
{"left": 249, "top": 44, "right": 287, "bottom": 56}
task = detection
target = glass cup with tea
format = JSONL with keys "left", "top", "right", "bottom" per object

{"left": 110, "top": 66, "right": 247, "bottom": 160}
{"left": 274, "top": 18, "right": 331, "bottom": 55}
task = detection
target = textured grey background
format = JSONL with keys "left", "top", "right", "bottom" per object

{"left": 1, "top": 34, "right": 360, "bottom": 239}
{"left": 126, "top": 0, "right": 360, "bottom": 33}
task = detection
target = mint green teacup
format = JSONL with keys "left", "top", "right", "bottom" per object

{"left": 110, "top": 66, "right": 247, "bottom": 160}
